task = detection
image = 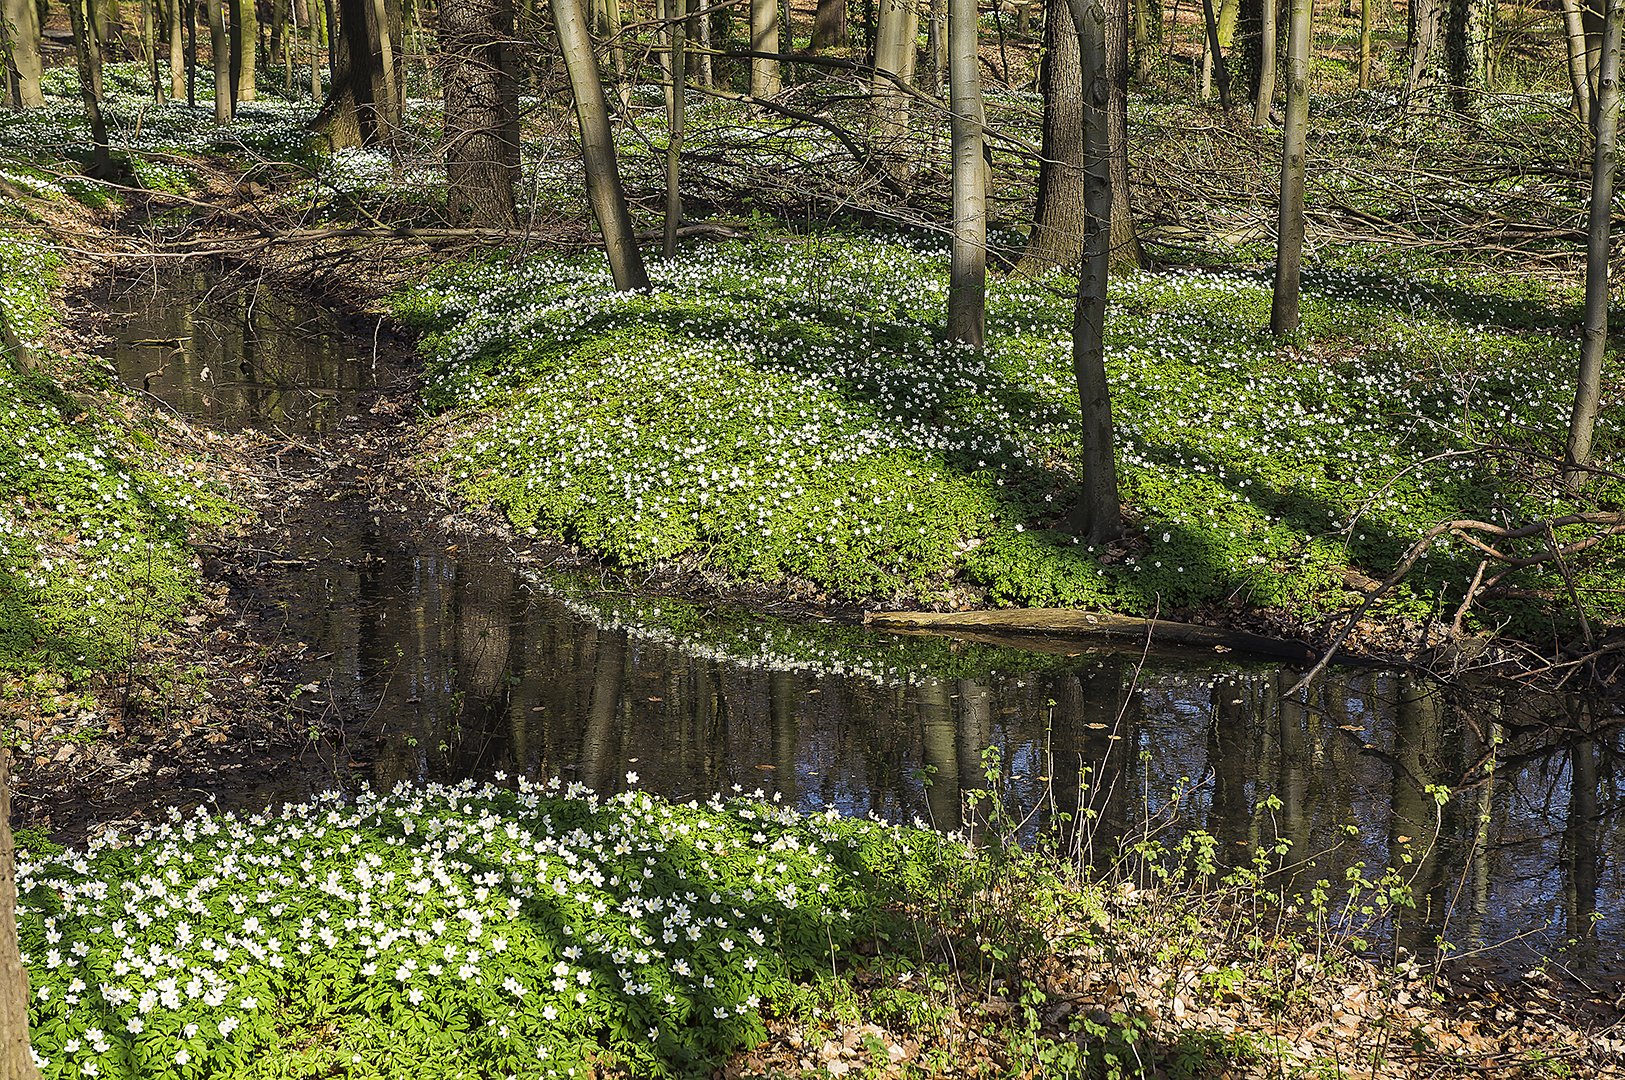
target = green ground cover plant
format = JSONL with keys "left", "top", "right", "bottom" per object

{"left": 17, "top": 778, "right": 949, "bottom": 1079}
{"left": 398, "top": 236, "right": 1619, "bottom": 632}
{"left": 0, "top": 238, "right": 236, "bottom": 677}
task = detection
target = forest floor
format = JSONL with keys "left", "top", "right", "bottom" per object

{"left": 4, "top": 56, "right": 1625, "bottom": 1078}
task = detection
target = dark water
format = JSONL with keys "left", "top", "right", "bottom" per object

{"left": 104, "top": 272, "right": 1625, "bottom": 977}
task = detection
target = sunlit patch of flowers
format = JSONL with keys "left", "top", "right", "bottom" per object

{"left": 19, "top": 778, "right": 945, "bottom": 1078}
{"left": 397, "top": 236, "right": 1620, "bottom": 626}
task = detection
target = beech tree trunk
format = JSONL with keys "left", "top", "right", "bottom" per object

{"left": 663, "top": 0, "right": 686, "bottom": 257}
{"left": 1269, "top": 0, "right": 1309, "bottom": 336}
{"left": 1254, "top": 0, "right": 1275, "bottom": 121}
{"left": 750, "top": 0, "right": 780, "bottom": 95}
{"left": 169, "top": 0, "right": 186, "bottom": 98}
{"left": 552, "top": 0, "right": 650, "bottom": 290}
{"left": 1105, "top": 0, "right": 1144, "bottom": 268}
{"left": 209, "top": 0, "right": 232, "bottom": 120}
{"left": 442, "top": 0, "right": 520, "bottom": 225}
{"left": 1066, "top": 0, "right": 1122, "bottom": 544}
{"left": 947, "top": 0, "right": 987, "bottom": 346}
{"left": 0, "top": 746, "right": 40, "bottom": 1080}
{"left": 2, "top": 0, "right": 43, "bottom": 107}
{"left": 1566, "top": 0, "right": 1622, "bottom": 488}
{"left": 1564, "top": 0, "right": 1594, "bottom": 124}
{"left": 871, "top": 0, "right": 917, "bottom": 157}
{"left": 1358, "top": 0, "right": 1370, "bottom": 88}
{"left": 234, "top": 0, "right": 258, "bottom": 102}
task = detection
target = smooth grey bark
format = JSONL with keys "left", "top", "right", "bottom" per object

{"left": 1566, "top": 0, "right": 1622, "bottom": 488}
{"left": 750, "top": 0, "right": 780, "bottom": 95}
{"left": 236, "top": 0, "right": 259, "bottom": 102}
{"left": 169, "top": 0, "right": 186, "bottom": 98}
{"left": 1105, "top": 0, "right": 1145, "bottom": 269}
{"left": 947, "top": 0, "right": 987, "bottom": 347}
{"left": 1, "top": 0, "right": 44, "bottom": 107}
{"left": 309, "top": 0, "right": 324, "bottom": 98}
{"left": 442, "top": 0, "right": 520, "bottom": 226}
{"left": 872, "top": 0, "right": 917, "bottom": 150}
{"left": 1563, "top": 0, "right": 1594, "bottom": 125}
{"left": 1, "top": 747, "right": 41, "bottom": 1080}
{"left": 1269, "top": 0, "right": 1309, "bottom": 337}
{"left": 552, "top": 0, "right": 651, "bottom": 290}
{"left": 1254, "top": 0, "right": 1275, "bottom": 122}
{"left": 1066, "top": 0, "right": 1122, "bottom": 545}
{"left": 209, "top": 0, "right": 231, "bottom": 121}
{"left": 663, "top": 0, "right": 686, "bottom": 257}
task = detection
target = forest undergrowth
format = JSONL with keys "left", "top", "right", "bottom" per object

{"left": 3, "top": 50, "right": 1625, "bottom": 1080}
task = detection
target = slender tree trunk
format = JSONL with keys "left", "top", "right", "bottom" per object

{"left": 1566, "top": 0, "right": 1622, "bottom": 488}
{"left": 872, "top": 0, "right": 917, "bottom": 156}
{"left": 947, "top": 0, "right": 987, "bottom": 346}
{"left": 1253, "top": 0, "right": 1274, "bottom": 121}
{"left": 929, "top": 0, "right": 946, "bottom": 93}
{"left": 1358, "top": 0, "right": 1370, "bottom": 87}
{"left": 1133, "top": 0, "right": 1153, "bottom": 82}
{"left": 812, "top": 0, "right": 847, "bottom": 49}
{"left": 1197, "top": 0, "right": 1230, "bottom": 108}
{"left": 663, "top": 0, "right": 686, "bottom": 258}
{"left": 236, "top": 0, "right": 258, "bottom": 101}
{"left": 0, "top": 746, "right": 41, "bottom": 1080}
{"left": 1106, "top": 0, "right": 1144, "bottom": 268}
{"left": 209, "top": 0, "right": 231, "bottom": 120}
{"left": 142, "top": 0, "right": 164, "bottom": 99}
{"left": 592, "top": 0, "right": 629, "bottom": 110}
{"left": 443, "top": 0, "right": 520, "bottom": 225}
{"left": 1067, "top": 0, "right": 1121, "bottom": 544}
{"left": 187, "top": 0, "right": 197, "bottom": 106}
{"left": 307, "top": 0, "right": 321, "bottom": 96}
{"left": 1269, "top": 0, "right": 1309, "bottom": 336}
{"left": 2, "top": 0, "right": 43, "bottom": 107}
{"left": 1563, "top": 0, "right": 1593, "bottom": 124}
{"left": 69, "top": 0, "right": 114, "bottom": 173}
{"left": 169, "top": 0, "right": 186, "bottom": 96}
{"left": 552, "top": 0, "right": 650, "bottom": 289}
{"left": 751, "top": 0, "right": 780, "bottom": 94}
{"left": 693, "top": 0, "right": 713, "bottom": 85}
{"left": 369, "top": 0, "right": 396, "bottom": 118}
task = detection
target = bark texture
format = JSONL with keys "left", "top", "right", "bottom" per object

{"left": 750, "top": 0, "right": 780, "bottom": 95}
{"left": 317, "top": 0, "right": 403, "bottom": 146}
{"left": 0, "top": 745, "right": 41, "bottom": 1080}
{"left": 552, "top": 0, "right": 650, "bottom": 289}
{"left": 1065, "top": 0, "right": 1122, "bottom": 544}
{"left": 1, "top": 0, "right": 42, "bottom": 106}
{"left": 442, "top": 0, "right": 520, "bottom": 225}
{"left": 947, "top": 0, "right": 987, "bottom": 346}
{"left": 812, "top": 0, "right": 848, "bottom": 50}
{"left": 1566, "top": 0, "right": 1622, "bottom": 487}
{"left": 1269, "top": 0, "right": 1309, "bottom": 336}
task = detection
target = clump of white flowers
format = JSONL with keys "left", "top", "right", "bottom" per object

{"left": 19, "top": 778, "right": 946, "bottom": 1078}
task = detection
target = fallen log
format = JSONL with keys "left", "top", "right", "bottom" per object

{"left": 862, "top": 609, "right": 1313, "bottom": 661}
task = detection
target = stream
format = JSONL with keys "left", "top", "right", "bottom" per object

{"left": 103, "top": 268, "right": 1624, "bottom": 980}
